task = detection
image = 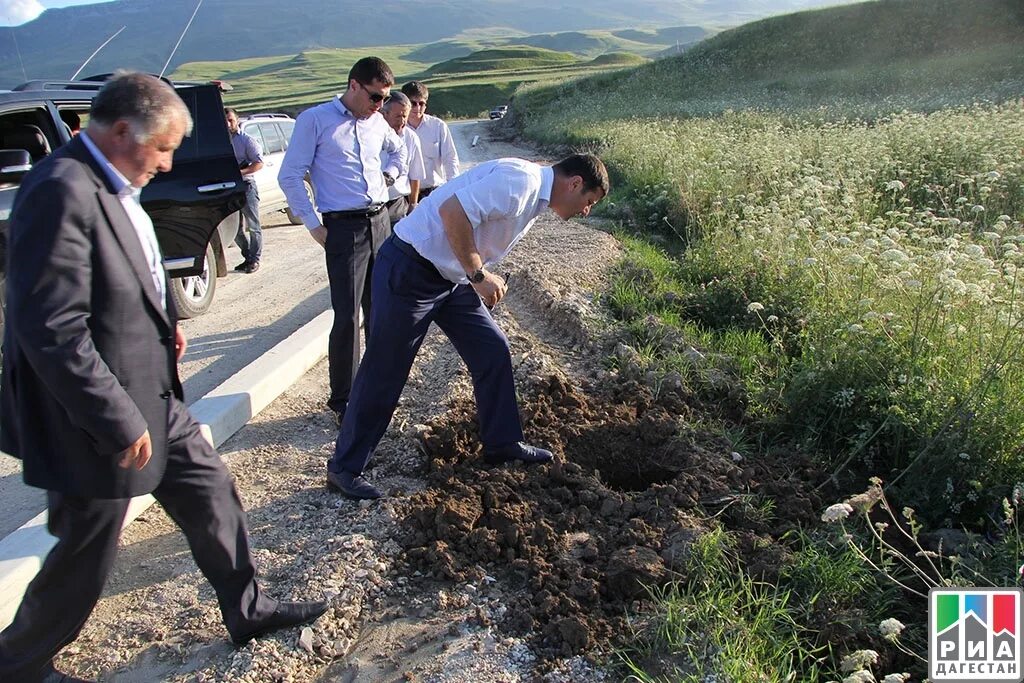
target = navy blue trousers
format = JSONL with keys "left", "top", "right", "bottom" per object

{"left": 328, "top": 237, "right": 524, "bottom": 476}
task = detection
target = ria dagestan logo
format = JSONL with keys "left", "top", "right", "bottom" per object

{"left": 930, "top": 588, "right": 1023, "bottom": 681}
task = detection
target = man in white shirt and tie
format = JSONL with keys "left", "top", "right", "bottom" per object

{"left": 325, "top": 154, "right": 609, "bottom": 499}
{"left": 279, "top": 57, "right": 408, "bottom": 428}
{"left": 379, "top": 92, "right": 426, "bottom": 225}
{"left": 401, "top": 81, "right": 460, "bottom": 199}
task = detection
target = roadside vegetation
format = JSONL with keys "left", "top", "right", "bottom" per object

{"left": 508, "top": 0, "right": 1024, "bottom": 678}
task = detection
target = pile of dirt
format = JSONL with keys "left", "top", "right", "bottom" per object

{"left": 398, "top": 371, "right": 823, "bottom": 662}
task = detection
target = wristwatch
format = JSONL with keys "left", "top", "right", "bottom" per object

{"left": 469, "top": 268, "right": 486, "bottom": 284}
{"left": 382, "top": 172, "right": 395, "bottom": 187}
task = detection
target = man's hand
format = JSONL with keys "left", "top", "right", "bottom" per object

{"left": 118, "top": 429, "right": 152, "bottom": 470}
{"left": 471, "top": 271, "right": 508, "bottom": 309}
{"left": 309, "top": 226, "right": 328, "bottom": 248}
{"left": 174, "top": 325, "right": 187, "bottom": 362}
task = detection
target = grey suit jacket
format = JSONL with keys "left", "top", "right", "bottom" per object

{"left": 1, "top": 136, "right": 184, "bottom": 498}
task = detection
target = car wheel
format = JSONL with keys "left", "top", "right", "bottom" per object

{"left": 285, "top": 179, "right": 315, "bottom": 225}
{"left": 169, "top": 243, "right": 217, "bottom": 319}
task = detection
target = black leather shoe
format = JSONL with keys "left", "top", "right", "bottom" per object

{"left": 231, "top": 599, "right": 329, "bottom": 645}
{"left": 327, "top": 469, "right": 382, "bottom": 499}
{"left": 482, "top": 442, "right": 553, "bottom": 466}
{"left": 233, "top": 260, "right": 248, "bottom": 272}
{"left": 243, "top": 260, "right": 260, "bottom": 274}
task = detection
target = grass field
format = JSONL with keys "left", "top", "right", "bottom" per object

{"left": 170, "top": 28, "right": 671, "bottom": 118}
{"left": 511, "top": 0, "right": 1024, "bottom": 678}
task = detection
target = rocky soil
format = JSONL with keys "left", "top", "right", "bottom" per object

{"left": 53, "top": 122, "right": 823, "bottom": 682}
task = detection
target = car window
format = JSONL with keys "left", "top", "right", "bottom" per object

{"left": 258, "top": 123, "right": 285, "bottom": 154}
{"left": 173, "top": 86, "right": 233, "bottom": 162}
{"left": 279, "top": 120, "right": 295, "bottom": 145}
{"left": 242, "top": 123, "right": 266, "bottom": 153}
{"left": 0, "top": 107, "right": 58, "bottom": 162}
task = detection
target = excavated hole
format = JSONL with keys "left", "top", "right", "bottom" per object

{"left": 563, "top": 421, "right": 682, "bottom": 491}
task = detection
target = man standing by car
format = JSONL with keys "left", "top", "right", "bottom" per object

{"left": 380, "top": 92, "right": 426, "bottom": 224}
{"left": 226, "top": 107, "right": 264, "bottom": 273}
{"left": 401, "top": 81, "right": 459, "bottom": 199}
{"left": 0, "top": 72, "right": 326, "bottom": 683}
{"left": 279, "top": 57, "right": 407, "bottom": 426}
{"left": 326, "top": 154, "right": 609, "bottom": 500}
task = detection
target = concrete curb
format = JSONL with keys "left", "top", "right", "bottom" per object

{"left": 0, "top": 309, "right": 333, "bottom": 627}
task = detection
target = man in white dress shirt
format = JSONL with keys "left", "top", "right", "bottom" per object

{"left": 325, "top": 154, "right": 609, "bottom": 499}
{"left": 279, "top": 57, "right": 407, "bottom": 432}
{"left": 401, "top": 81, "right": 459, "bottom": 199}
{"left": 380, "top": 92, "right": 426, "bottom": 225}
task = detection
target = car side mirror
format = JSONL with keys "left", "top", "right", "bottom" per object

{"left": 0, "top": 149, "right": 32, "bottom": 183}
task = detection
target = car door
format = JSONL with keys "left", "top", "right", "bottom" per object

{"left": 141, "top": 84, "right": 245, "bottom": 278}
{"left": 255, "top": 121, "right": 286, "bottom": 209}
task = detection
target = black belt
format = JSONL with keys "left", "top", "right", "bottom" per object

{"left": 323, "top": 203, "right": 386, "bottom": 220}
{"left": 419, "top": 186, "right": 435, "bottom": 198}
{"left": 385, "top": 196, "right": 406, "bottom": 208}
{"left": 390, "top": 235, "right": 437, "bottom": 271}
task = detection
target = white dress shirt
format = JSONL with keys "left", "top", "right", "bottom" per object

{"left": 394, "top": 158, "right": 552, "bottom": 285}
{"left": 385, "top": 126, "right": 426, "bottom": 200}
{"left": 278, "top": 97, "right": 407, "bottom": 229}
{"left": 80, "top": 131, "right": 167, "bottom": 310}
{"left": 407, "top": 113, "right": 459, "bottom": 188}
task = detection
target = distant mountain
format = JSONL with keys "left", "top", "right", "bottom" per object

{"left": 0, "top": 0, "right": 862, "bottom": 88}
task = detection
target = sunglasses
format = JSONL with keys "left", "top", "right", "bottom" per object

{"left": 359, "top": 82, "right": 390, "bottom": 104}
{"left": 409, "top": 100, "right": 427, "bottom": 108}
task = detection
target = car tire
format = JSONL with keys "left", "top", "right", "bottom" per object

{"left": 285, "top": 179, "right": 315, "bottom": 225}
{"left": 169, "top": 243, "right": 217, "bottom": 319}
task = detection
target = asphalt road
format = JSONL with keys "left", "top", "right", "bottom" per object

{"left": 0, "top": 120, "right": 489, "bottom": 538}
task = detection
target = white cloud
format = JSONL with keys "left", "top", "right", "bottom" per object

{"left": 0, "top": 0, "right": 45, "bottom": 26}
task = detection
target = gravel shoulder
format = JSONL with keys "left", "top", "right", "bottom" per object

{"left": 57, "top": 121, "right": 627, "bottom": 682}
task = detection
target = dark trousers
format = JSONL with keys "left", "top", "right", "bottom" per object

{"left": 328, "top": 236, "right": 524, "bottom": 477}
{"left": 386, "top": 196, "right": 408, "bottom": 226}
{"left": 234, "top": 180, "right": 262, "bottom": 263}
{"left": 0, "top": 399, "right": 277, "bottom": 682}
{"left": 323, "top": 210, "right": 391, "bottom": 415}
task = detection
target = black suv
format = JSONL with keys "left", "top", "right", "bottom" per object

{"left": 0, "top": 77, "right": 246, "bottom": 326}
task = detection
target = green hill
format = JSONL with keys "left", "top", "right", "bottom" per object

{"left": 588, "top": 52, "right": 649, "bottom": 67}
{"left": 519, "top": 0, "right": 1024, "bottom": 125}
{"left": 427, "top": 47, "right": 580, "bottom": 75}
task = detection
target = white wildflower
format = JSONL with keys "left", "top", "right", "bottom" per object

{"left": 965, "top": 244, "right": 985, "bottom": 257}
{"left": 881, "top": 249, "right": 908, "bottom": 263}
{"left": 822, "top": 503, "right": 854, "bottom": 523}
{"left": 879, "top": 618, "right": 905, "bottom": 641}
{"left": 746, "top": 302, "right": 765, "bottom": 313}
{"left": 843, "top": 672, "right": 876, "bottom": 683}
{"left": 884, "top": 180, "right": 905, "bottom": 192}
{"left": 881, "top": 675, "right": 909, "bottom": 683}
{"left": 841, "top": 650, "right": 880, "bottom": 673}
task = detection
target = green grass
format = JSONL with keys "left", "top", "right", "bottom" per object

{"left": 616, "top": 527, "right": 880, "bottom": 681}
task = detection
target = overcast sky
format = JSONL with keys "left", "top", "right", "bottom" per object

{"left": 0, "top": 0, "right": 110, "bottom": 26}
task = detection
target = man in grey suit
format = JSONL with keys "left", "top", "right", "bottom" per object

{"left": 0, "top": 72, "right": 326, "bottom": 683}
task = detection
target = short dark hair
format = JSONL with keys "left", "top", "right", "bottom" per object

{"left": 553, "top": 154, "right": 609, "bottom": 195}
{"left": 382, "top": 91, "right": 411, "bottom": 111}
{"left": 224, "top": 107, "right": 238, "bottom": 117}
{"left": 348, "top": 57, "right": 394, "bottom": 87}
{"left": 401, "top": 81, "right": 429, "bottom": 100}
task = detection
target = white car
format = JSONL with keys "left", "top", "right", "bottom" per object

{"left": 238, "top": 113, "right": 313, "bottom": 225}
